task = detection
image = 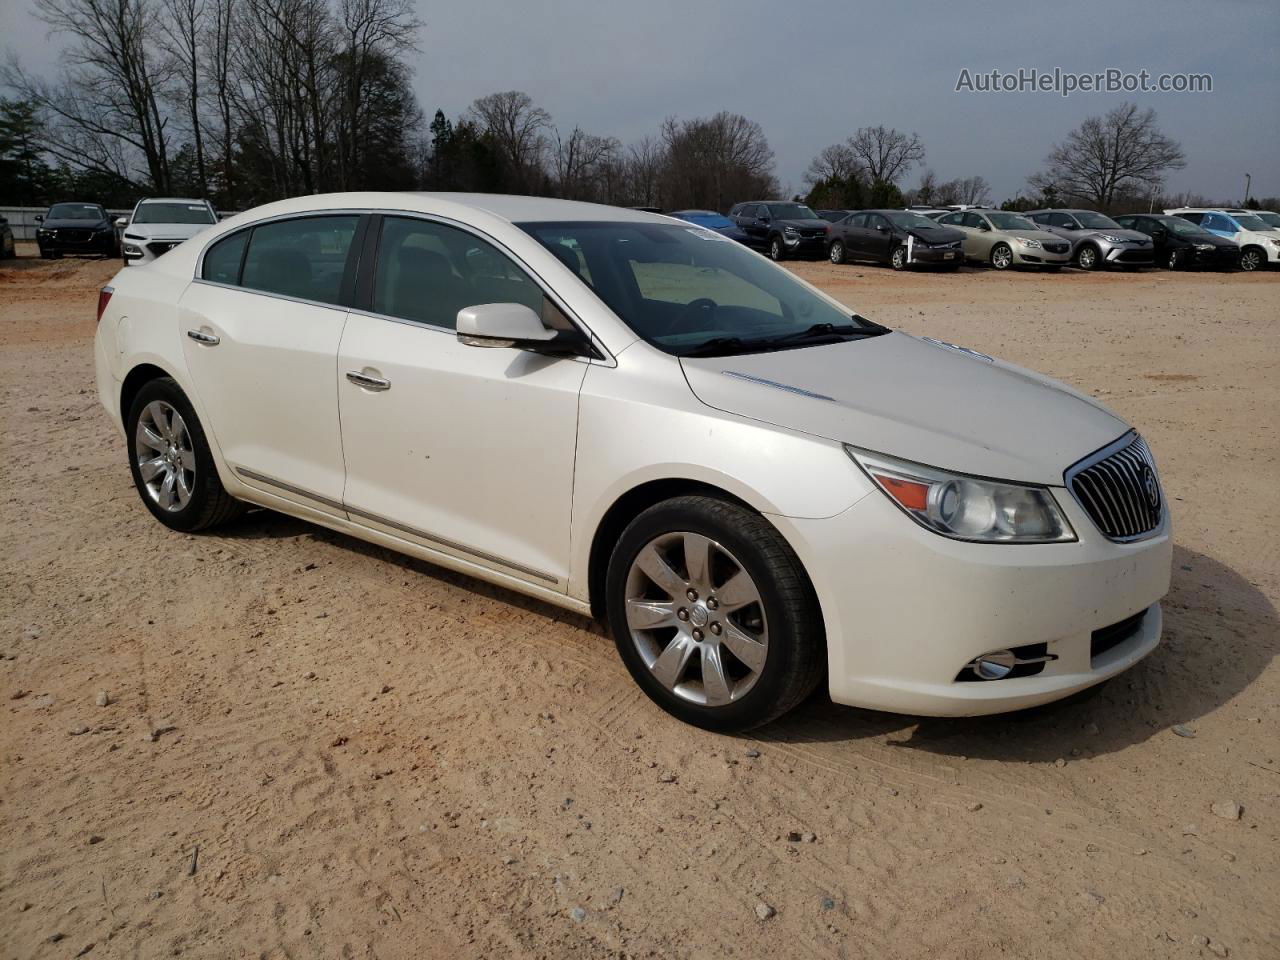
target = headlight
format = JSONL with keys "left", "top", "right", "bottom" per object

{"left": 1017, "top": 238, "right": 1042, "bottom": 248}
{"left": 1196, "top": 243, "right": 1215, "bottom": 251}
{"left": 1098, "top": 234, "right": 1125, "bottom": 243}
{"left": 1265, "top": 237, "right": 1280, "bottom": 247}
{"left": 123, "top": 244, "right": 142, "bottom": 256}
{"left": 37, "top": 228, "right": 51, "bottom": 236}
{"left": 783, "top": 226, "right": 799, "bottom": 236}
{"left": 845, "top": 447, "right": 1077, "bottom": 543}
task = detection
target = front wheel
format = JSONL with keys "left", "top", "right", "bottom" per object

{"left": 890, "top": 245, "right": 908, "bottom": 271}
{"left": 1076, "top": 244, "right": 1101, "bottom": 270}
{"left": 989, "top": 243, "right": 1013, "bottom": 270}
{"left": 828, "top": 240, "right": 845, "bottom": 264}
{"left": 1165, "top": 249, "right": 1182, "bottom": 270}
{"left": 1239, "top": 247, "right": 1263, "bottom": 272}
{"left": 605, "top": 496, "right": 825, "bottom": 732}
{"left": 126, "top": 378, "right": 245, "bottom": 532}
{"left": 768, "top": 236, "right": 785, "bottom": 261}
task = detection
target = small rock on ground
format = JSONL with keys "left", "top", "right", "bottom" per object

{"left": 967, "top": 802, "right": 984, "bottom": 812}
{"left": 569, "top": 906, "right": 586, "bottom": 923}
{"left": 1172, "top": 724, "right": 1197, "bottom": 738}
{"left": 754, "top": 902, "right": 776, "bottom": 921}
{"left": 1210, "top": 801, "right": 1242, "bottom": 821}
{"left": 94, "top": 691, "right": 110, "bottom": 707}
{"left": 657, "top": 772, "right": 677, "bottom": 783}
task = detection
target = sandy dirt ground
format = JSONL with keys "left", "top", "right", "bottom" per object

{"left": 1, "top": 246, "right": 1277, "bottom": 960}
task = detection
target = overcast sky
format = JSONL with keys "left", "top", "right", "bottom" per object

{"left": 3, "top": 0, "right": 1277, "bottom": 202}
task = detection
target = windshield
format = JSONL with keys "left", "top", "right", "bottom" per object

{"left": 1159, "top": 217, "right": 1210, "bottom": 237}
{"left": 766, "top": 203, "right": 819, "bottom": 221}
{"left": 133, "top": 202, "right": 216, "bottom": 225}
{"left": 1231, "top": 213, "right": 1271, "bottom": 231}
{"left": 1253, "top": 212, "right": 1280, "bottom": 228}
{"left": 1074, "top": 212, "right": 1121, "bottom": 229}
{"left": 675, "top": 212, "right": 735, "bottom": 229}
{"left": 519, "top": 221, "right": 882, "bottom": 355}
{"left": 47, "top": 203, "right": 105, "bottom": 220}
{"left": 884, "top": 211, "right": 944, "bottom": 230}
{"left": 987, "top": 212, "right": 1037, "bottom": 231}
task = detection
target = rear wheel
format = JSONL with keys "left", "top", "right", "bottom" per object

{"left": 1239, "top": 247, "right": 1264, "bottom": 272}
{"left": 605, "top": 496, "right": 824, "bottom": 732}
{"left": 126, "top": 378, "right": 244, "bottom": 532}
{"left": 989, "top": 243, "right": 1013, "bottom": 270}
{"left": 828, "top": 240, "right": 846, "bottom": 264}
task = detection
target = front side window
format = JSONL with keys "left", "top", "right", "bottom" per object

{"left": 520, "top": 221, "right": 876, "bottom": 355}
{"left": 240, "top": 215, "right": 358, "bottom": 304}
{"left": 1230, "top": 213, "right": 1269, "bottom": 231}
{"left": 987, "top": 212, "right": 1036, "bottom": 231}
{"left": 372, "top": 217, "right": 544, "bottom": 330}
{"left": 134, "top": 202, "right": 216, "bottom": 225}
{"left": 1201, "top": 214, "right": 1231, "bottom": 232}
{"left": 884, "top": 211, "right": 939, "bottom": 230}
{"left": 201, "top": 230, "right": 249, "bottom": 284}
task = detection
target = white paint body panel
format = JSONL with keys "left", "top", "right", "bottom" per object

{"left": 94, "top": 191, "right": 1172, "bottom": 718}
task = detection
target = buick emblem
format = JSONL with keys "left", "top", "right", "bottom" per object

{"left": 1137, "top": 463, "right": 1160, "bottom": 510}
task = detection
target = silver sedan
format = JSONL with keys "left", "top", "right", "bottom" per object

{"left": 937, "top": 210, "right": 1073, "bottom": 269}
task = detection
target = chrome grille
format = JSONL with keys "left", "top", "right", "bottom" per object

{"left": 1067, "top": 434, "right": 1163, "bottom": 541}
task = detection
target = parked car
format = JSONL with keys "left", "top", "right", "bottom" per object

{"left": 666, "top": 209, "right": 751, "bottom": 245}
{"left": 95, "top": 193, "right": 1171, "bottom": 730}
{"left": 728, "top": 201, "right": 830, "bottom": 260}
{"left": 905, "top": 206, "right": 955, "bottom": 220}
{"left": 936, "top": 210, "right": 1072, "bottom": 270}
{"left": 0, "top": 215, "right": 15, "bottom": 259}
{"left": 35, "top": 202, "right": 118, "bottom": 259}
{"left": 1164, "top": 208, "right": 1280, "bottom": 272}
{"left": 817, "top": 209, "right": 853, "bottom": 223}
{"left": 119, "top": 197, "right": 219, "bottom": 266}
{"left": 1024, "top": 209, "right": 1154, "bottom": 270}
{"left": 1250, "top": 210, "right": 1280, "bottom": 230}
{"left": 827, "top": 209, "right": 965, "bottom": 270}
{"left": 1112, "top": 214, "right": 1240, "bottom": 270}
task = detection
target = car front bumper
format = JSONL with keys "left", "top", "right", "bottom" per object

{"left": 1011, "top": 246, "right": 1072, "bottom": 265}
{"left": 771, "top": 485, "right": 1171, "bottom": 717}
{"left": 782, "top": 235, "right": 829, "bottom": 256}
{"left": 37, "top": 232, "right": 115, "bottom": 255}
{"left": 1104, "top": 245, "right": 1154, "bottom": 266}
{"left": 907, "top": 246, "right": 962, "bottom": 265}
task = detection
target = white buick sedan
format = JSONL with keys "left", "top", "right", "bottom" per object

{"left": 94, "top": 193, "right": 1172, "bottom": 731}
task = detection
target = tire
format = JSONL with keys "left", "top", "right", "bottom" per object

{"left": 1165, "top": 249, "right": 1182, "bottom": 270}
{"left": 828, "top": 240, "right": 845, "bottom": 264}
{"left": 1076, "top": 244, "right": 1101, "bottom": 270}
{"left": 890, "top": 245, "right": 908, "bottom": 271}
{"left": 768, "top": 236, "right": 785, "bottom": 261}
{"left": 989, "top": 243, "right": 1013, "bottom": 270}
{"left": 605, "top": 495, "right": 825, "bottom": 732}
{"left": 1239, "top": 247, "right": 1263, "bottom": 272}
{"left": 126, "top": 377, "right": 245, "bottom": 532}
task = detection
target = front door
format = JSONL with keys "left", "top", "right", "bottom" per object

{"left": 179, "top": 214, "right": 361, "bottom": 505}
{"left": 337, "top": 215, "right": 587, "bottom": 587}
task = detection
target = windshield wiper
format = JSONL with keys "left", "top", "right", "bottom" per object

{"left": 680, "top": 319, "right": 891, "bottom": 358}
{"left": 680, "top": 336, "right": 749, "bottom": 357}
{"left": 766, "top": 320, "right": 891, "bottom": 345}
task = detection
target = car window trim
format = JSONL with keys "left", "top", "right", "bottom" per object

{"left": 354, "top": 209, "right": 613, "bottom": 365}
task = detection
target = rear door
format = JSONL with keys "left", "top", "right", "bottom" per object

{"left": 866, "top": 214, "right": 895, "bottom": 261}
{"left": 939, "top": 212, "right": 978, "bottom": 258}
{"left": 180, "top": 213, "right": 362, "bottom": 509}
{"left": 336, "top": 214, "right": 588, "bottom": 587}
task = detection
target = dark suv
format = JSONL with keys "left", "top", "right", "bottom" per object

{"left": 728, "top": 201, "right": 830, "bottom": 260}
{"left": 35, "top": 202, "right": 119, "bottom": 259}
{"left": 826, "top": 209, "right": 965, "bottom": 270}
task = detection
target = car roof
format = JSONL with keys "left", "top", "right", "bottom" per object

{"left": 137, "top": 197, "right": 210, "bottom": 204}
{"left": 669, "top": 209, "right": 719, "bottom": 216}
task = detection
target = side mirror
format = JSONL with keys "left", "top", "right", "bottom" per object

{"left": 1152, "top": 228, "right": 1167, "bottom": 240}
{"left": 875, "top": 224, "right": 888, "bottom": 232}
{"left": 115, "top": 217, "right": 129, "bottom": 228}
{"left": 978, "top": 223, "right": 991, "bottom": 232}
{"left": 34, "top": 214, "right": 44, "bottom": 223}
{"left": 457, "top": 302, "right": 589, "bottom": 356}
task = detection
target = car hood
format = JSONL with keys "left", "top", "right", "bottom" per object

{"left": 1080, "top": 227, "right": 1150, "bottom": 244}
{"left": 42, "top": 217, "right": 110, "bottom": 230}
{"left": 124, "top": 222, "right": 213, "bottom": 241}
{"left": 907, "top": 225, "right": 964, "bottom": 244}
{"left": 680, "top": 332, "right": 1129, "bottom": 485}
{"left": 1006, "top": 228, "right": 1065, "bottom": 243}
{"left": 775, "top": 218, "right": 829, "bottom": 232}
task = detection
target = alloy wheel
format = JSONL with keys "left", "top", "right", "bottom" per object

{"left": 624, "top": 531, "right": 769, "bottom": 707}
{"left": 1078, "top": 246, "right": 1098, "bottom": 269}
{"left": 991, "top": 244, "right": 1012, "bottom": 269}
{"left": 891, "top": 246, "right": 907, "bottom": 270}
{"left": 134, "top": 400, "right": 196, "bottom": 512}
{"left": 829, "top": 241, "right": 844, "bottom": 264}
{"left": 769, "top": 238, "right": 783, "bottom": 260}
{"left": 1167, "top": 250, "right": 1181, "bottom": 269}
{"left": 1239, "top": 249, "right": 1261, "bottom": 272}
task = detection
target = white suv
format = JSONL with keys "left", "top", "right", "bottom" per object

{"left": 93, "top": 193, "right": 1171, "bottom": 730}
{"left": 1164, "top": 207, "right": 1280, "bottom": 271}
{"left": 118, "top": 198, "right": 219, "bottom": 266}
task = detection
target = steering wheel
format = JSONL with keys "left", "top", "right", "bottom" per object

{"left": 668, "top": 297, "right": 719, "bottom": 334}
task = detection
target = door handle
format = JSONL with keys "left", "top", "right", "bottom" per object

{"left": 346, "top": 370, "right": 391, "bottom": 391}
{"left": 187, "top": 330, "right": 220, "bottom": 345}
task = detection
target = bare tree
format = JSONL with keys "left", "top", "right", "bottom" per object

{"left": 660, "top": 111, "right": 776, "bottom": 211}
{"left": 623, "top": 135, "right": 664, "bottom": 207}
{"left": 553, "top": 125, "right": 619, "bottom": 201}
{"left": 848, "top": 125, "right": 925, "bottom": 184}
{"left": 468, "top": 90, "right": 552, "bottom": 191}
{"left": 952, "top": 175, "right": 991, "bottom": 206}
{"left": 6, "top": 0, "right": 174, "bottom": 189}
{"left": 158, "top": 0, "right": 208, "bottom": 194}
{"left": 803, "top": 141, "right": 860, "bottom": 187}
{"left": 206, "top": 0, "right": 237, "bottom": 202}
{"left": 1028, "top": 102, "right": 1185, "bottom": 209}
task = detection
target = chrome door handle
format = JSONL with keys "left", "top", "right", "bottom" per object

{"left": 187, "top": 330, "right": 220, "bottom": 345}
{"left": 346, "top": 370, "right": 391, "bottom": 391}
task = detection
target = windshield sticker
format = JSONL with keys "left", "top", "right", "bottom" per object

{"left": 187, "top": 205, "right": 205, "bottom": 211}
{"left": 685, "top": 227, "right": 730, "bottom": 242}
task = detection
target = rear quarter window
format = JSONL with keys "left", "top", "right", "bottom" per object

{"left": 201, "top": 230, "right": 249, "bottom": 284}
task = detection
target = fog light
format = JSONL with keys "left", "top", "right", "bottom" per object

{"left": 972, "top": 650, "right": 1016, "bottom": 680}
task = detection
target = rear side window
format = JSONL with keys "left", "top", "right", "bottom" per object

{"left": 201, "top": 231, "right": 248, "bottom": 284}
{"left": 1176, "top": 212, "right": 1203, "bottom": 224}
{"left": 371, "top": 217, "right": 545, "bottom": 330}
{"left": 240, "top": 215, "right": 358, "bottom": 304}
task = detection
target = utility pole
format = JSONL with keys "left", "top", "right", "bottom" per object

{"left": 1244, "top": 173, "right": 1251, "bottom": 205}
